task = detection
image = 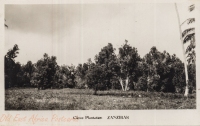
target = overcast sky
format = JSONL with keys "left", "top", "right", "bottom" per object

{"left": 5, "top": 2, "right": 195, "bottom": 66}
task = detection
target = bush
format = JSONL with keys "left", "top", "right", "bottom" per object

{"left": 135, "top": 75, "right": 147, "bottom": 91}
{"left": 75, "top": 76, "right": 87, "bottom": 89}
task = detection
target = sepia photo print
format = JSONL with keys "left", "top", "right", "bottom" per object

{"left": 4, "top": 2, "right": 196, "bottom": 111}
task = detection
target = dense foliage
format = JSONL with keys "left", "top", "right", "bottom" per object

{"left": 4, "top": 42, "right": 196, "bottom": 94}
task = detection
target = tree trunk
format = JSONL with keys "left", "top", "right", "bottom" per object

{"left": 94, "top": 90, "right": 97, "bottom": 95}
{"left": 175, "top": 3, "right": 189, "bottom": 97}
{"left": 125, "top": 77, "right": 129, "bottom": 91}
{"left": 147, "top": 71, "right": 150, "bottom": 92}
{"left": 184, "top": 81, "right": 189, "bottom": 97}
{"left": 93, "top": 85, "right": 97, "bottom": 95}
{"left": 119, "top": 78, "right": 124, "bottom": 91}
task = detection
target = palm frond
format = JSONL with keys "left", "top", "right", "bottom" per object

{"left": 183, "top": 33, "right": 195, "bottom": 44}
{"left": 185, "top": 42, "right": 195, "bottom": 53}
{"left": 182, "top": 28, "right": 195, "bottom": 38}
{"left": 181, "top": 18, "right": 195, "bottom": 26}
{"left": 187, "top": 50, "right": 196, "bottom": 64}
{"left": 187, "top": 18, "right": 195, "bottom": 24}
{"left": 189, "top": 4, "right": 195, "bottom": 12}
{"left": 4, "top": 19, "right": 8, "bottom": 28}
{"left": 4, "top": 24, "right": 8, "bottom": 28}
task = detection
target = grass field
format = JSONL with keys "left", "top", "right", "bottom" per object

{"left": 5, "top": 88, "right": 196, "bottom": 110}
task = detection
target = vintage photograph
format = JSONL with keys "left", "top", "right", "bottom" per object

{"left": 4, "top": 3, "right": 196, "bottom": 110}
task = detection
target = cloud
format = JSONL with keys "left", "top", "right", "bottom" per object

{"left": 5, "top": 4, "right": 82, "bottom": 35}
{"left": 5, "top": 3, "right": 195, "bottom": 66}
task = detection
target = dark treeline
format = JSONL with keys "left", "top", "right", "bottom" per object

{"left": 4, "top": 41, "right": 196, "bottom": 94}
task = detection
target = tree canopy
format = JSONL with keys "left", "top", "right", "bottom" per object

{"left": 5, "top": 41, "right": 196, "bottom": 95}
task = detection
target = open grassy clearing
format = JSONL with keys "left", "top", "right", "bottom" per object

{"left": 5, "top": 88, "right": 196, "bottom": 110}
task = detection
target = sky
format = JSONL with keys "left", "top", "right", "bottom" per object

{"left": 5, "top": 2, "right": 195, "bottom": 66}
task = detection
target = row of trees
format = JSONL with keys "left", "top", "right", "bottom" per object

{"left": 4, "top": 4, "right": 196, "bottom": 95}
{"left": 4, "top": 41, "right": 196, "bottom": 94}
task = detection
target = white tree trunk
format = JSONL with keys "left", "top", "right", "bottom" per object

{"left": 119, "top": 78, "right": 124, "bottom": 91}
{"left": 175, "top": 3, "right": 189, "bottom": 97}
{"left": 125, "top": 77, "right": 129, "bottom": 91}
{"left": 147, "top": 76, "right": 150, "bottom": 92}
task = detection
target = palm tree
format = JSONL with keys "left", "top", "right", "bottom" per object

{"left": 175, "top": 3, "right": 195, "bottom": 97}
{"left": 182, "top": 4, "right": 195, "bottom": 64}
